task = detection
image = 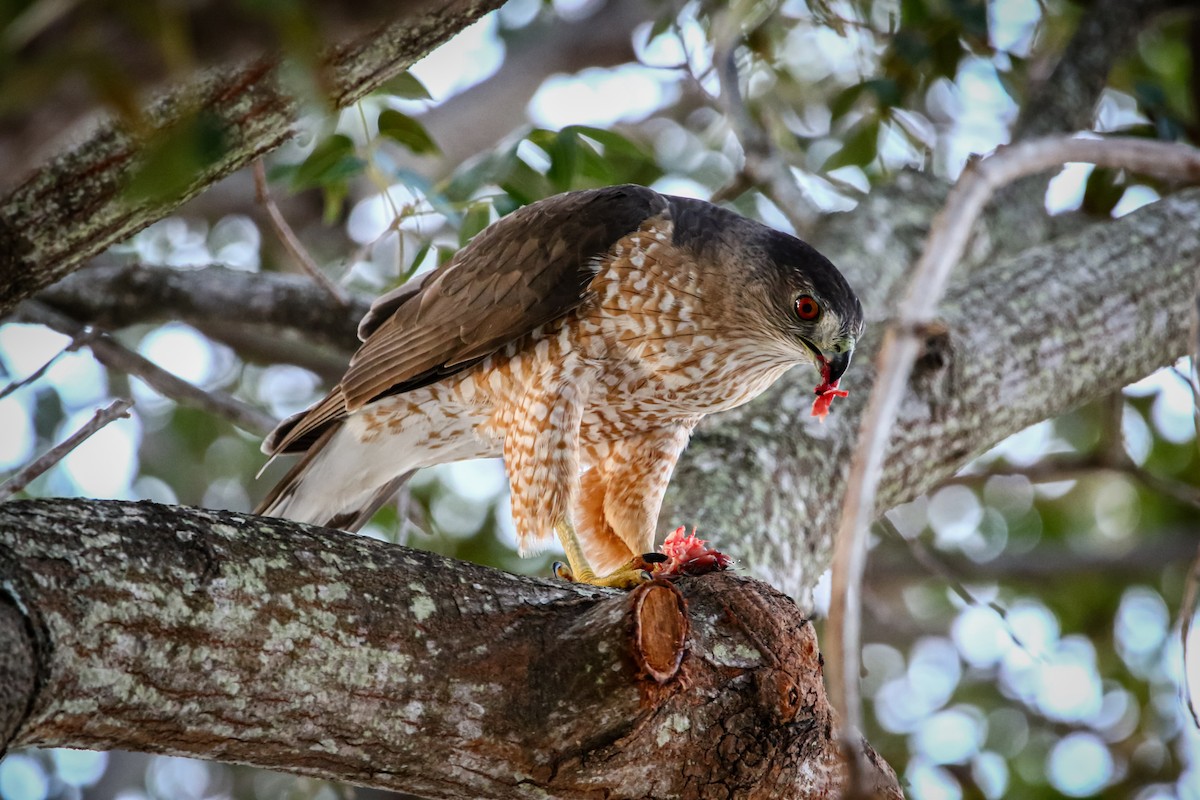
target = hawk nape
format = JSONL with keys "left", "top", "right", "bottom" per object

{"left": 256, "top": 185, "right": 864, "bottom": 588}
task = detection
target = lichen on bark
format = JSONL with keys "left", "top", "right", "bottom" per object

{"left": 0, "top": 498, "right": 901, "bottom": 799}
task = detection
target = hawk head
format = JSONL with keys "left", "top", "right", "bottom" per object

{"left": 755, "top": 227, "right": 864, "bottom": 386}
{"left": 667, "top": 195, "right": 865, "bottom": 387}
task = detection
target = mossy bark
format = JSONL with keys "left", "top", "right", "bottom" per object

{"left": 0, "top": 499, "right": 900, "bottom": 799}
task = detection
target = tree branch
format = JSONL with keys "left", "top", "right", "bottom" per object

{"left": 17, "top": 301, "right": 278, "bottom": 436}
{"left": 711, "top": 12, "right": 818, "bottom": 236}
{"left": 0, "top": 498, "right": 902, "bottom": 799}
{"left": 866, "top": 525, "right": 1200, "bottom": 585}
{"left": 0, "top": 399, "right": 133, "bottom": 501}
{"left": 0, "top": 0, "right": 506, "bottom": 316}
{"left": 33, "top": 262, "right": 370, "bottom": 375}
{"left": 826, "top": 137, "right": 1200, "bottom": 735}
{"left": 252, "top": 160, "right": 349, "bottom": 307}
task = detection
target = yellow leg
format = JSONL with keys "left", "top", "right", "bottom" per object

{"left": 553, "top": 519, "right": 655, "bottom": 589}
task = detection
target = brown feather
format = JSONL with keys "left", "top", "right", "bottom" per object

{"left": 323, "top": 471, "right": 415, "bottom": 532}
{"left": 259, "top": 185, "right": 670, "bottom": 455}
{"left": 338, "top": 185, "right": 667, "bottom": 410}
{"left": 263, "top": 390, "right": 347, "bottom": 455}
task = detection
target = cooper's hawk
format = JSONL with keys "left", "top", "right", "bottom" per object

{"left": 256, "top": 184, "right": 863, "bottom": 587}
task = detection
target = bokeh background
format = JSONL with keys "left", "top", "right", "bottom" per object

{"left": 1, "top": 0, "right": 1198, "bottom": 798}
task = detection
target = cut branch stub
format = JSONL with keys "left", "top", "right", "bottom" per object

{"left": 0, "top": 499, "right": 900, "bottom": 799}
{"left": 631, "top": 579, "right": 687, "bottom": 683}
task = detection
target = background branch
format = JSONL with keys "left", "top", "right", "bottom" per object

{"left": 0, "top": 498, "right": 902, "bottom": 800}
{"left": 33, "top": 262, "right": 369, "bottom": 377}
{"left": 0, "top": 399, "right": 133, "bottom": 501}
{"left": 17, "top": 301, "right": 277, "bottom": 436}
{"left": 712, "top": 13, "right": 818, "bottom": 236}
{"left": 0, "top": 0, "right": 506, "bottom": 316}
{"left": 252, "top": 160, "right": 349, "bottom": 307}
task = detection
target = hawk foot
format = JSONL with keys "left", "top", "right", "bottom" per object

{"left": 552, "top": 555, "right": 659, "bottom": 589}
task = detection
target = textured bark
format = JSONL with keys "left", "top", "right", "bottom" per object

{"left": 0, "top": 0, "right": 504, "bottom": 316}
{"left": 0, "top": 499, "right": 901, "bottom": 799}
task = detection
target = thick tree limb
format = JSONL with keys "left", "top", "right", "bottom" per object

{"left": 0, "top": 0, "right": 505, "bottom": 316}
{"left": 0, "top": 498, "right": 902, "bottom": 799}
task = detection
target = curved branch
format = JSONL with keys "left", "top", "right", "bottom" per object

{"left": 0, "top": 498, "right": 902, "bottom": 799}
{"left": 0, "top": 0, "right": 506, "bottom": 316}
{"left": 826, "top": 137, "right": 1200, "bottom": 733}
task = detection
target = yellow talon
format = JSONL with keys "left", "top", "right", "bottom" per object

{"left": 554, "top": 520, "right": 654, "bottom": 589}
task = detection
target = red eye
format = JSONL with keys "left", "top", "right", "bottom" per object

{"left": 795, "top": 295, "right": 821, "bottom": 321}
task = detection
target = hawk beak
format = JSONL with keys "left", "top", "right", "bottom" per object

{"left": 824, "top": 349, "right": 852, "bottom": 384}
{"left": 799, "top": 338, "right": 853, "bottom": 383}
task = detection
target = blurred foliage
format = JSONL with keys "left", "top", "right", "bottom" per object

{"left": 1, "top": 0, "right": 1199, "bottom": 799}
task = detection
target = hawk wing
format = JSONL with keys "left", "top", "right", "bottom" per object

{"left": 264, "top": 184, "right": 668, "bottom": 455}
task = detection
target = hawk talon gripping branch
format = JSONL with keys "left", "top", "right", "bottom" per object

{"left": 256, "top": 185, "right": 864, "bottom": 588}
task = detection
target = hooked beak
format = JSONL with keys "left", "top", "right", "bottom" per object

{"left": 800, "top": 339, "right": 854, "bottom": 384}
{"left": 825, "top": 348, "right": 852, "bottom": 384}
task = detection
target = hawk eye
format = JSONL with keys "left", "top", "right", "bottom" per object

{"left": 794, "top": 295, "right": 821, "bottom": 322}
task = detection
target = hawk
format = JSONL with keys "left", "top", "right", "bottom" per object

{"left": 256, "top": 185, "right": 863, "bottom": 587}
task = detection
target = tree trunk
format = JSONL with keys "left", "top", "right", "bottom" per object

{"left": 0, "top": 499, "right": 902, "bottom": 799}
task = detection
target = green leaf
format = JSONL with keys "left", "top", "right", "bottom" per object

{"left": 568, "top": 126, "right": 648, "bottom": 159}
{"left": 125, "top": 110, "right": 229, "bottom": 204}
{"left": 436, "top": 140, "right": 526, "bottom": 205}
{"left": 378, "top": 109, "right": 441, "bottom": 155}
{"left": 499, "top": 157, "right": 552, "bottom": 205}
{"left": 291, "top": 134, "right": 364, "bottom": 190}
{"left": 823, "top": 118, "right": 880, "bottom": 171}
{"left": 646, "top": 13, "right": 674, "bottom": 43}
{"left": 401, "top": 242, "right": 431, "bottom": 281}
{"left": 947, "top": 0, "right": 988, "bottom": 40}
{"left": 1081, "top": 167, "right": 1127, "bottom": 217}
{"left": 381, "top": 71, "right": 433, "bottom": 101}
{"left": 863, "top": 78, "right": 901, "bottom": 109}
{"left": 459, "top": 201, "right": 492, "bottom": 245}
{"left": 829, "top": 83, "right": 868, "bottom": 121}
{"left": 546, "top": 129, "right": 579, "bottom": 191}
{"left": 321, "top": 182, "right": 349, "bottom": 225}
